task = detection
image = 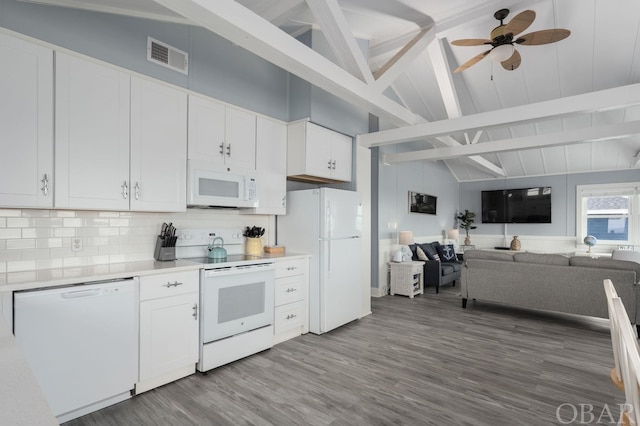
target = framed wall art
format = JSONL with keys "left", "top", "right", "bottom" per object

{"left": 409, "top": 191, "right": 437, "bottom": 215}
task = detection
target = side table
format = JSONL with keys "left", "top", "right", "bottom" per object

{"left": 389, "top": 261, "right": 424, "bottom": 298}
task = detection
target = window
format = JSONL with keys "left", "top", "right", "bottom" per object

{"left": 576, "top": 183, "right": 639, "bottom": 246}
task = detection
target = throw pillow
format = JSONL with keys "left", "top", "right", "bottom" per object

{"left": 436, "top": 244, "right": 457, "bottom": 262}
{"left": 416, "top": 246, "right": 429, "bottom": 261}
{"left": 419, "top": 243, "right": 438, "bottom": 260}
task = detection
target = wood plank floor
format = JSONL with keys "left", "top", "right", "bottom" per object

{"left": 65, "top": 287, "right": 625, "bottom": 426}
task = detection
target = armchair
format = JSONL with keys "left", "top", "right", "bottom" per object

{"left": 408, "top": 242, "right": 462, "bottom": 293}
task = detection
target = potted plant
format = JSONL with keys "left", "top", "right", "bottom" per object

{"left": 456, "top": 210, "right": 477, "bottom": 245}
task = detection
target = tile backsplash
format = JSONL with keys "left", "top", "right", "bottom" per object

{"left": 0, "top": 208, "right": 271, "bottom": 273}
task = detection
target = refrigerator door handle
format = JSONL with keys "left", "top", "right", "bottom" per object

{"left": 325, "top": 200, "right": 332, "bottom": 240}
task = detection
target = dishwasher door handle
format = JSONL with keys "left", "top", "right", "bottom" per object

{"left": 61, "top": 289, "right": 101, "bottom": 299}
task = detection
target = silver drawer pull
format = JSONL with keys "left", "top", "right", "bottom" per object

{"left": 286, "top": 288, "right": 297, "bottom": 293}
{"left": 163, "top": 281, "right": 183, "bottom": 288}
{"left": 192, "top": 303, "right": 198, "bottom": 320}
{"left": 286, "top": 266, "right": 297, "bottom": 271}
{"left": 286, "top": 314, "right": 297, "bottom": 320}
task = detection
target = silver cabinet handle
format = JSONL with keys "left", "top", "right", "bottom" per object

{"left": 192, "top": 303, "right": 198, "bottom": 320}
{"left": 40, "top": 174, "right": 49, "bottom": 196}
{"left": 332, "top": 160, "right": 336, "bottom": 170}
{"left": 327, "top": 160, "right": 332, "bottom": 169}
{"left": 286, "top": 288, "right": 297, "bottom": 293}
{"left": 219, "top": 142, "right": 224, "bottom": 156}
{"left": 226, "top": 144, "right": 231, "bottom": 157}
{"left": 282, "top": 195, "right": 286, "bottom": 207}
{"left": 286, "top": 266, "right": 297, "bottom": 271}
{"left": 163, "top": 281, "right": 183, "bottom": 288}
{"left": 286, "top": 314, "right": 297, "bottom": 320}
{"left": 121, "top": 181, "right": 128, "bottom": 199}
{"left": 135, "top": 182, "right": 140, "bottom": 200}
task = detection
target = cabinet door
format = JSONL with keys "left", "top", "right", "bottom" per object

{"left": 187, "top": 95, "right": 225, "bottom": 166}
{"left": 0, "top": 33, "right": 53, "bottom": 208}
{"left": 304, "top": 122, "right": 333, "bottom": 179}
{"left": 130, "top": 77, "right": 187, "bottom": 212}
{"left": 55, "top": 52, "right": 130, "bottom": 210}
{"left": 244, "top": 117, "right": 286, "bottom": 214}
{"left": 330, "top": 132, "right": 353, "bottom": 182}
{"left": 139, "top": 292, "right": 199, "bottom": 381}
{"left": 225, "top": 106, "right": 256, "bottom": 170}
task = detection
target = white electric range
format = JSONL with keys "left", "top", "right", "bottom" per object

{"left": 176, "top": 228, "right": 275, "bottom": 372}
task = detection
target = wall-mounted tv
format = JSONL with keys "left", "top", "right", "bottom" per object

{"left": 481, "top": 187, "right": 552, "bottom": 223}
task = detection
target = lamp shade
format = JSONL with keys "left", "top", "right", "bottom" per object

{"left": 398, "top": 231, "right": 414, "bottom": 245}
{"left": 489, "top": 44, "right": 514, "bottom": 62}
{"left": 447, "top": 229, "right": 459, "bottom": 240}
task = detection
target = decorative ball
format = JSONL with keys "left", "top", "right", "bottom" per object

{"left": 583, "top": 235, "right": 597, "bottom": 247}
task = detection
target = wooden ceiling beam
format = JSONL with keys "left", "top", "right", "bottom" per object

{"left": 153, "top": 0, "right": 419, "bottom": 126}
{"left": 305, "top": 0, "right": 374, "bottom": 84}
{"left": 358, "top": 83, "right": 640, "bottom": 147}
{"left": 382, "top": 120, "right": 640, "bottom": 163}
{"left": 372, "top": 27, "right": 434, "bottom": 91}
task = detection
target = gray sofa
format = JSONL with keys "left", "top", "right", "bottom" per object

{"left": 461, "top": 250, "right": 640, "bottom": 328}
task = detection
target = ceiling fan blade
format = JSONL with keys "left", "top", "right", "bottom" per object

{"left": 451, "top": 38, "right": 492, "bottom": 46}
{"left": 501, "top": 49, "right": 522, "bottom": 71}
{"left": 454, "top": 50, "right": 490, "bottom": 73}
{"left": 504, "top": 10, "right": 536, "bottom": 36}
{"left": 516, "top": 29, "right": 571, "bottom": 45}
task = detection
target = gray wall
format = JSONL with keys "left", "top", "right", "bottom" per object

{"left": 0, "top": 0, "right": 289, "bottom": 121}
{"left": 459, "top": 169, "right": 640, "bottom": 237}
{"left": 289, "top": 29, "right": 369, "bottom": 137}
{"left": 378, "top": 145, "right": 460, "bottom": 241}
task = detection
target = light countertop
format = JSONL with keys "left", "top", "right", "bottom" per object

{"left": 0, "top": 259, "right": 203, "bottom": 293}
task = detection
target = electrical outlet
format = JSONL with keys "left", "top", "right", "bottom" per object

{"left": 71, "top": 237, "right": 83, "bottom": 252}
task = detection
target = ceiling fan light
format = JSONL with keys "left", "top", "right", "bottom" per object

{"left": 489, "top": 44, "right": 514, "bottom": 61}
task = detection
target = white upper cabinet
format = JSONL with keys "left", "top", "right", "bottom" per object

{"left": 55, "top": 52, "right": 130, "bottom": 210}
{"left": 0, "top": 33, "right": 53, "bottom": 208}
{"left": 188, "top": 95, "right": 256, "bottom": 171}
{"left": 55, "top": 53, "right": 187, "bottom": 212}
{"left": 130, "top": 77, "right": 187, "bottom": 212}
{"left": 287, "top": 120, "right": 352, "bottom": 183}
{"left": 241, "top": 117, "right": 287, "bottom": 215}
{"left": 327, "top": 131, "right": 353, "bottom": 182}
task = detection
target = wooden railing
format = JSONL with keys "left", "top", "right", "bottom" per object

{"left": 604, "top": 279, "right": 640, "bottom": 425}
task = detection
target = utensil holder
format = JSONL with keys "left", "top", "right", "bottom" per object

{"left": 245, "top": 238, "right": 263, "bottom": 256}
{"left": 154, "top": 236, "right": 176, "bottom": 261}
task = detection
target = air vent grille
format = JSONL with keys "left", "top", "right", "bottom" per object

{"left": 147, "top": 37, "right": 188, "bottom": 75}
{"left": 150, "top": 41, "right": 169, "bottom": 64}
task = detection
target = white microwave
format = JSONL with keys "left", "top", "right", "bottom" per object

{"left": 187, "top": 160, "right": 258, "bottom": 208}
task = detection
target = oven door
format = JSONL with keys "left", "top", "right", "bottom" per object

{"left": 201, "top": 265, "right": 274, "bottom": 343}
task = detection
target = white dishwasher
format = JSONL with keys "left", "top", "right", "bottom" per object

{"left": 13, "top": 278, "right": 139, "bottom": 423}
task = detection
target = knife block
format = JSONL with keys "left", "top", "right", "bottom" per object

{"left": 154, "top": 236, "right": 176, "bottom": 261}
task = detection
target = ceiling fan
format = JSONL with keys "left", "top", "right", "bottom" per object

{"left": 451, "top": 9, "right": 570, "bottom": 73}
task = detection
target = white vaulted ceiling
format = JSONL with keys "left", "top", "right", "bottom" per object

{"left": 20, "top": 0, "right": 640, "bottom": 181}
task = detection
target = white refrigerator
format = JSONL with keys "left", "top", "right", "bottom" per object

{"left": 278, "top": 188, "right": 363, "bottom": 334}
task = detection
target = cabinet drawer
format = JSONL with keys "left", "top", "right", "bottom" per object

{"left": 140, "top": 270, "right": 199, "bottom": 301}
{"left": 274, "top": 301, "right": 303, "bottom": 335}
{"left": 275, "top": 275, "right": 304, "bottom": 306}
{"left": 275, "top": 258, "right": 307, "bottom": 278}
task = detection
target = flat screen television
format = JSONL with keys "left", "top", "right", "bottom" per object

{"left": 481, "top": 187, "right": 552, "bottom": 223}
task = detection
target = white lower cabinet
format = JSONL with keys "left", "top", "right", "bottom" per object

{"left": 137, "top": 270, "right": 199, "bottom": 394}
{"left": 273, "top": 256, "right": 309, "bottom": 344}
